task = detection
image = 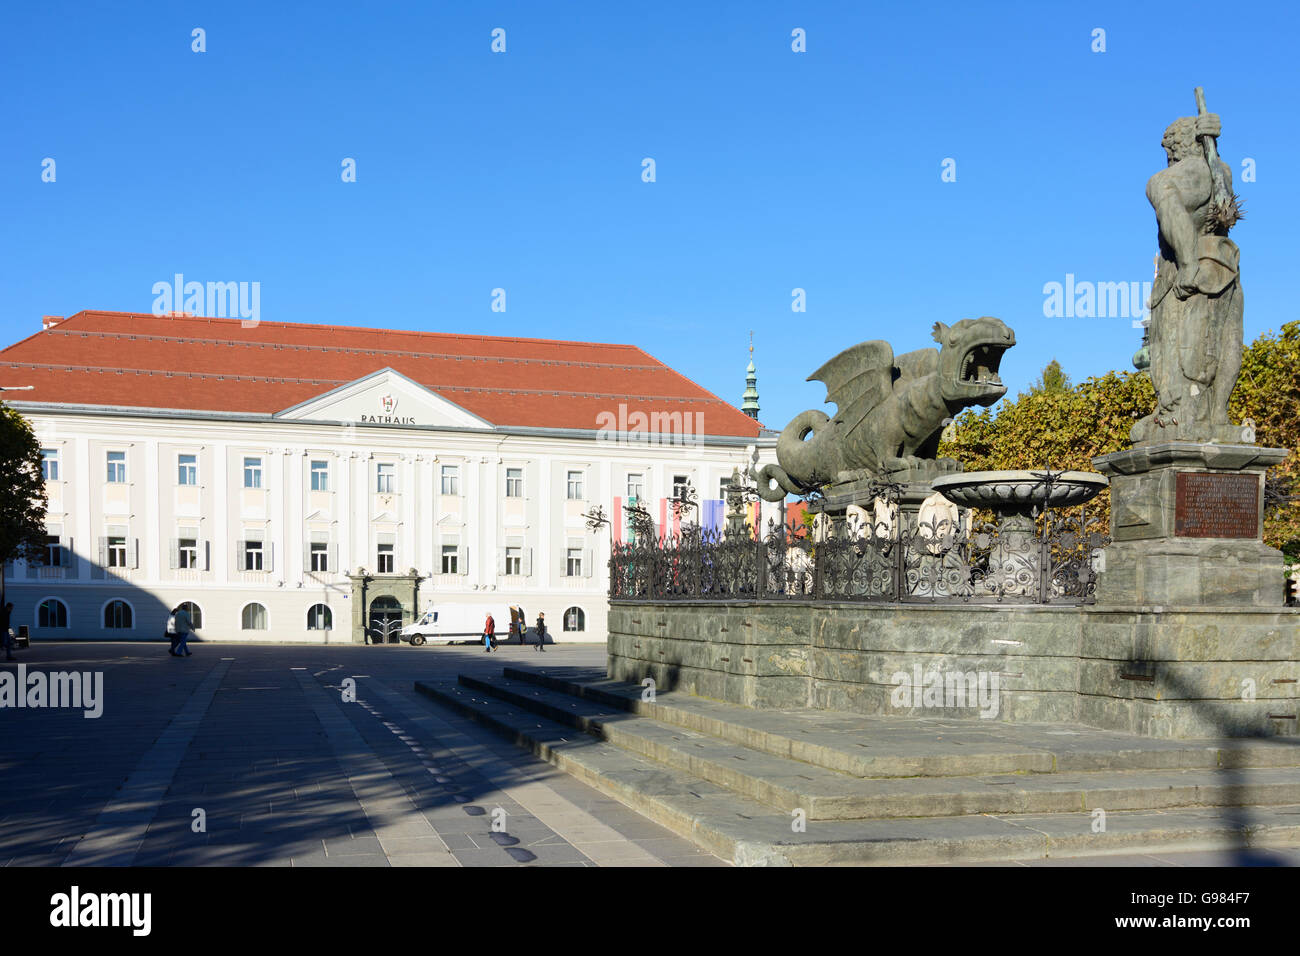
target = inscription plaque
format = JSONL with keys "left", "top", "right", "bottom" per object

{"left": 1174, "top": 472, "right": 1259, "bottom": 538}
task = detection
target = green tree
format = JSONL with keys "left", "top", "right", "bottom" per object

{"left": 1231, "top": 322, "right": 1300, "bottom": 560}
{"left": 940, "top": 324, "right": 1300, "bottom": 559}
{"left": 1027, "top": 358, "right": 1072, "bottom": 396}
{"left": 0, "top": 404, "right": 49, "bottom": 609}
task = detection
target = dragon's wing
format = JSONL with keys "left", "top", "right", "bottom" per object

{"left": 808, "top": 340, "right": 896, "bottom": 439}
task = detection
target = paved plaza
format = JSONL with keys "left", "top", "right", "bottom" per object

{"left": 4, "top": 640, "right": 1300, "bottom": 868}
{"left": 0, "top": 641, "right": 725, "bottom": 867}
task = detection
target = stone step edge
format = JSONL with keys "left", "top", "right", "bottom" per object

{"left": 414, "top": 679, "right": 1300, "bottom": 866}
{"left": 500, "top": 667, "right": 1300, "bottom": 778}
{"left": 462, "top": 673, "right": 1300, "bottom": 820}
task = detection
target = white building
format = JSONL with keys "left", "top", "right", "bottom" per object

{"left": 3, "top": 311, "right": 776, "bottom": 644}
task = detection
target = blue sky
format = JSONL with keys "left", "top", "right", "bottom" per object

{"left": 2, "top": 1, "right": 1295, "bottom": 431}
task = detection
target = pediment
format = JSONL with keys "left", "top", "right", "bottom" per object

{"left": 275, "top": 368, "right": 491, "bottom": 429}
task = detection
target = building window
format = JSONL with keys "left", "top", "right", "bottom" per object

{"left": 566, "top": 548, "right": 583, "bottom": 577}
{"left": 564, "top": 607, "right": 586, "bottom": 632}
{"left": 104, "top": 600, "right": 133, "bottom": 629}
{"left": 178, "top": 538, "right": 198, "bottom": 569}
{"left": 178, "top": 601, "right": 203, "bottom": 629}
{"left": 310, "top": 460, "right": 329, "bottom": 492}
{"left": 377, "top": 542, "right": 395, "bottom": 574}
{"left": 307, "top": 604, "right": 332, "bottom": 630}
{"left": 567, "top": 470, "right": 584, "bottom": 500}
{"left": 441, "top": 545, "right": 459, "bottom": 575}
{"left": 42, "top": 534, "right": 63, "bottom": 567}
{"left": 440, "top": 465, "right": 460, "bottom": 495}
{"left": 505, "top": 546, "right": 522, "bottom": 576}
{"left": 719, "top": 477, "right": 732, "bottom": 501}
{"left": 673, "top": 474, "right": 690, "bottom": 498}
{"left": 106, "top": 451, "right": 126, "bottom": 483}
{"left": 243, "top": 539, "right": 264, "bottom": 571}
{"left": 310, "top": 541, "right": 329, "bottom": 572}
{"left": 505, "top": 467, "right": 523, "bottom": 498}
{"left": 41, "top": 449, "right": 59, "bottom": 481}
{"left": 241, "top": 603, "right": 268, "bottom": 630}
{"left": 178, "top": 454, "right": 198, "bottom": 486}
{"left": 38, "top": 598, "right": 68, "bottom": 628}
{"left": 107, "top": 536, "right": 127, "bottom": 568}
{"left": 243, "top": 457, "right": 262, "bottom": 489}
{"left": 627, "top": 473, "right": 644, "bottom": 500}
{"left": 376, "top": 463, "right": 395, "bottom": 493}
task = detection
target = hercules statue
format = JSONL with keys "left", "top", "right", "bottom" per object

{"left": 1131, "top": 89, "right": 1245, "bottom": 445}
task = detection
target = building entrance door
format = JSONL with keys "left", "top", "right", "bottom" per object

{"left": 368, "top": 595, "right": 404, "bottom": 644}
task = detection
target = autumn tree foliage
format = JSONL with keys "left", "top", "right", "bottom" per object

{"left": 939, "top": 322, "right": 1300, "bottom": 560}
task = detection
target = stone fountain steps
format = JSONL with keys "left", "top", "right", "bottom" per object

{"left": 500, "top": 667, "right": 1300, "bottom": 778}
{"left": 413, "top": 676, "right": 1300, "bottom": 865}
{"left": 446, "top": 671, "right": 1300, "bottom": 821}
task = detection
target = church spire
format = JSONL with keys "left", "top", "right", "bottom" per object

{"left": 741, "top": 332, "right": 760, "bottom": 419}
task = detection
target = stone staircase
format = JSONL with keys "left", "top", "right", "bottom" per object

{"left": 414, "top": 666, "right": 1300, "bottom": 865}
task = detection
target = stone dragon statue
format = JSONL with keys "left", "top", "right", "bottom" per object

{"left": 752, "top": 317, "right": 1015, "bottom": 501}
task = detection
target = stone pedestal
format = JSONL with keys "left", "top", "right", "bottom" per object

{"left": 1093, "top": 442, "right": 1288, "bottom": 607}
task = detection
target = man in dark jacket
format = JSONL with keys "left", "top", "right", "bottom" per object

{"left": 534, "top": 612, "right": 547, "bottom": 652}
{"left": 1, "top": 602, "right": 13, "bottom": 661}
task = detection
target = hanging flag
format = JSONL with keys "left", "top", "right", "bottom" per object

{"left": 613, "top": 496, "right": 623, "bottom": 541}
{"left": 659, "top": 497, "right": 668, "bottom": 538}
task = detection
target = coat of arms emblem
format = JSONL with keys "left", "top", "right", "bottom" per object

{"left": 380, "top": 394, "right": 396, "bottom": 414}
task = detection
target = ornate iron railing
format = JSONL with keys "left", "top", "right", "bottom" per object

{"left": 608, "top": 498, "right": 1109, "bottom": 606}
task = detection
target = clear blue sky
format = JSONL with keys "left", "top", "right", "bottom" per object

{"left": 3, "top": 1, "right": 1295, "bottom": 431}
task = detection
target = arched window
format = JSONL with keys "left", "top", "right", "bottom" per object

{"left": 104, "top": 599, "right": 133, "bottom": 629}
{"left": 38, "top": 598, "right": 68, "bottom": 628}
{"left": 563, "top": 606, "right": 585, "bottom": 632}
{"left": 241, "top": 603, "right": 268, "bottom": 630}
{"left": 178, "top": 601, "right": 203, "bottom": 629}
{"left": 307, "top": 604, "right": 332, "bottom": 630}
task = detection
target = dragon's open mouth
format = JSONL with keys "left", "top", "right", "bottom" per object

{"left": 958, "top": 342, "right": 1007, "bottom": 386}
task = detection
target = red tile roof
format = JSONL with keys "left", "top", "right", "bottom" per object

{"left": 1, "top": 311, "right": 763, "bottom": 437}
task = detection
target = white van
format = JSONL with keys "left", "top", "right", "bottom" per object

{"left": 401, "top": 606, "right": 505, "bottom": 646}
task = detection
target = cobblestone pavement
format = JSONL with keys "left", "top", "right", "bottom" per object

{"left": 0, "top": 641, "right": 726, "bottom": 867}
{"left": 4, "top": 641, "right": 1295, "bottom": 868}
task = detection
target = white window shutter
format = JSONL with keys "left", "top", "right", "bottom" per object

{"left": 267, "top": 541, "right": 274, "bottom": 573}
{"left": 204, "top": 540, "right": 211, "bottom": 571}
{"left": 131, "top": 538, "right": 140, "bottom": 569}
{"left": 584, "top": 548, "right": 593, "bottom": 578}
{"left": 169, "top": 539, "right": 179, "bottom": 569}
{"left": 235, "top": 540, "right": 245, "bottom": 574}
{"left": 458, "top": 545, "right": 468, "bottom": 575}
{"left": 524, "top": 548, "right": 533, "bottom": 577}
{"left": 497, "top": 548, "right": 506, "bottom": 575}
{"left": 97, "top": 536, "right": 108, "bottom": 565}
{"left": 65, "top": 536, "right": 74, "bottom": 572}
{"left": 303, "top": 542, "right": 311, "bottom": 571}
{"left": 329, "top": 542, "right": 339, "bottom": 573}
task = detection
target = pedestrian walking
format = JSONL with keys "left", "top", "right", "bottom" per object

{"left": 1, "top": 602, "right": 14, "bottom": 661}
{"left": 535, "top": 612, "right": 547, "bottom": 652}
{"left": 483, "top": 612, "right": 496, "bottom": 652}
{"left": 165, "top": 607, "right": 179, "bottom": 655}
{"left": 517, "top": 605, "right": 527, "bottom": 645}
{"left": 172, "top": 605, "right": 194, "bottom": 657}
